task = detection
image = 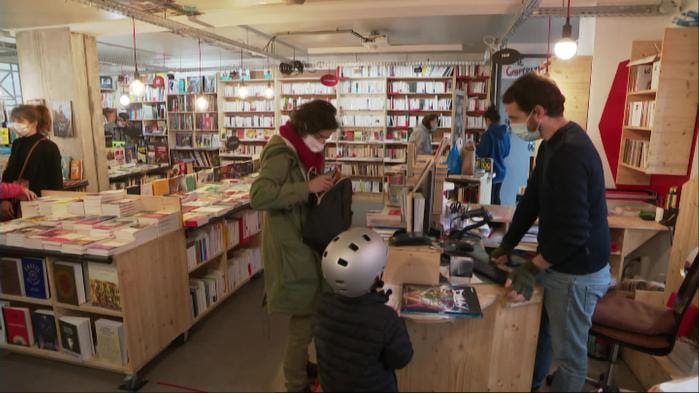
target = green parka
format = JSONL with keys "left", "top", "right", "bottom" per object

{"left": 250, "top": 135, "right": 322, "bottom": 315}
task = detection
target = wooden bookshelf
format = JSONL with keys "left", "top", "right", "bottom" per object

{"left": 166, "top": 86, "right": 220, "bottom": 168}
{"left": 0, "top": 193, "right": 189, "bottom": 384}
{"left": 217, "top": 73, "right": 276, "bottom": 162}
{"left": 616, "top": 27, "right": 698, "bottom": 185}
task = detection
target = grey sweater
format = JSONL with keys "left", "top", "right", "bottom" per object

{"left": 408, "top": 124, "right": 433, "bottom": 155}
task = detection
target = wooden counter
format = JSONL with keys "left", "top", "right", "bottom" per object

{"left": 396, "top": 284, "right": 543, "bottom": 392}
{"left": 385, "top": 245, "right": 543, "bottom": 392}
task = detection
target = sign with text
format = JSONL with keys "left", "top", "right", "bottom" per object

{"left": 501, "top": 58, "right": 548, "bottom": 80}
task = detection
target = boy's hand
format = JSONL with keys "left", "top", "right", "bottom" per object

{"left": 18, "top": 188, "right": 37, "bottom": 201}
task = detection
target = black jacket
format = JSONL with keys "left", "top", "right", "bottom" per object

{"left": 502, "top": 122, "right": 610, "bottom": 275}
{"left": 313, "top": 291, "right": 413, "bottom": 392}
{"left": 2, "top": 133, "right": 63, "bottom": 196}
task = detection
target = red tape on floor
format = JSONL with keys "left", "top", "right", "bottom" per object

{"left": 156, "top": 381, "right": 208, "bottom": 393}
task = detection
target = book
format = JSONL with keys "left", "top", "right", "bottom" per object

{"left": 59, "top": 316, "right": 94, "bottom": 360}
{"left": 31, "top": 309, "right": 58, "bottom": 351}
{"left": 412, "top": 192, "right": 425, "bottom": 233}
{"left": 85, "top": 238, "right": 135, "bottom": 256}
{"left": 0, "top": 300, "right": 8, "bottom": 344}
{"left": 21, "top": 257, "right": 50, "bottom": 299}
{"left": 69, "top": 159, "right": 83, "bottom": 181}
{"left": 0, "top": 258, "right": 25, "bottom": 296}
{"left": 88, "top": 263, "right": 121, "bottom": 311}
{"left": 94, "top": 318, "right": 127, "bottom": 366}
{"left": 113, "top": 222, "right": 158, "bottom": 245}
{"left": 2, "top": 306, "right": 34, "bottom": 346}
{"left": 400, "top": 283, "right": 482, "bottom": 319}
{"left": 53, "top": 261, "right": 87, "bottom": 305}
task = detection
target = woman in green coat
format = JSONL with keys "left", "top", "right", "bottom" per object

{"left": 250, "top": 100, "right": 338, "bottom": 392}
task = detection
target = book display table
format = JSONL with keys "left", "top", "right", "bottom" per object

{"left": 384, "top": 244, "right": 543, "bottom": 392}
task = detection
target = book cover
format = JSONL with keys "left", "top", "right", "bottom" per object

{"left": 0, "top": 258, "right": 25, "bottom": 296}
{"left": 0, "top": 300, "right": 9, "bottom": 344}
{"left": 59, "top": 316, "right": 94, "bottom": 360}
{"left": 88, "top": 263, "right": 121, "bottom": 311}
{"left": 2, "top": 306, "right": 34, "bottom": 346}
{"left": 31, "top": 309, "right": 58, "bottom": 351}
{"left": 95, "top": 318, "right": 127, "bottom": 366}
{"left": 53, "top": 262, "right": 86, "bottom": 305}
{"left": 21, "top": 257, "right": 50, "bottom": 299}
{"left": 401, "top": 283, "right": 482, "bottom": 319}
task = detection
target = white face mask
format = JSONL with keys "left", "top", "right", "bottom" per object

{"left": 303, "top": 134, "right": 326, "bottom": 153}
{"left": 511, "top": 110, "right": 542, "bottom": 142}
{"left": 10, "top": 122, "right": 31, "bottom": 137}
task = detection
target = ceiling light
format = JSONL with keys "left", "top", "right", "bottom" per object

{"left": 264, "top": 85, "right": 274, "bottom": 99}
{"left": 554, "top": 0, "right": 578, "bottom": 60}
{"left": 128, "top": 17, "right": 145, "bottom": 97}
{"left": 119, "top": 93, "right": 131, "bottom": 107}
{"left": 195, "top": 95, "right": 209, "bottom": 111}
{"left": 238, "top": 85, "right": 249, "bottom": 99}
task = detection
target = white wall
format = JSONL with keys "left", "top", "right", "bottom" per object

{"left": 586, "top": 15, "right": 675, "bottom": 188}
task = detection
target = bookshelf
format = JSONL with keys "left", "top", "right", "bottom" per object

{"left": 616, "top": 27, "right": 698, "bottom": 185}
{"left": 218, "top": 70, "right": 276, "bottom": 161}
{"left": 166, "top": 75, "right": 220, "bottom": 169}
{"left": 456, "top": 64, "right": 491, "bottom": 142}
{"left": 279, "top": 69, "right": 338, "bottom": 126}
{"left": 0, "top": 193, "right": 189, "bottom": 385}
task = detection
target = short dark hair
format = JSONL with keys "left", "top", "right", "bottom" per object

{"left": 483, "top": 106, "right": 500, "bottom": 123}
{"left": 290, "top": 100, "right": 338, "bottom": 135}
{"left": 502, "top": 73, "right": 565, "bottom": 117}
{"left": 421, "top": 114, "right": 439, "bottom": 128}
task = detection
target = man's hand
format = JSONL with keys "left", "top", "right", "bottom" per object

{"left": 505, "top": 260, "right": 541, "bottom": 302}
{"left": 490, "top": 246, "right": 511, "bottom": 272}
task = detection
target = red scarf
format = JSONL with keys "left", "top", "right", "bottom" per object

{"left": 279, "top": 121, "right": 324, "bottom": 173}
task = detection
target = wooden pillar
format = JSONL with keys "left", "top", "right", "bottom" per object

{"left": 15, "top": 27, "right": 108, "bottom": 191}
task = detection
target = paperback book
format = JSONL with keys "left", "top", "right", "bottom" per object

{"left": 400, "top": 283, "right": 482, "bottom": 319}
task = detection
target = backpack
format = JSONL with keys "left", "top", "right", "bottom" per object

{"left": 302, "top": 177, "right": 353, "bottom": 254}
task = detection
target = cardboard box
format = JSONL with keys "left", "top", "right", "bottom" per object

{"left": 384, "top": 245, "right": 441, "bottom": 285}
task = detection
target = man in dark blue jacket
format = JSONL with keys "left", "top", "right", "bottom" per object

{"left": 491, "top": 73, "right": 611, "bottom": 392}
{"left": 476, "top": 107, "right": 511, "bottom": 204}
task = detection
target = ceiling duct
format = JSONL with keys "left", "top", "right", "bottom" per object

{"left": 533, "top": 0, "right": 677, "bottom": 17}
{"left": 70, "top": 0, "right": 292, "bottom": 62}
{"left": 499, "top": 0, "right": 542, "bottom": 48}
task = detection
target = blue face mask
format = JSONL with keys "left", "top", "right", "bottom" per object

{"left": 511, "top": 110, "right": 542, "bottom": 141}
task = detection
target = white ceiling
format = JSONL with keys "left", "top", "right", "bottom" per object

{"left": 0, "top": 0, "right": 654, "bottom": 68}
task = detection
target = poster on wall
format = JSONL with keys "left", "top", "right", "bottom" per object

{"left": 99, "top": 76, "right": 113, "bottom": 90}
{"left": 51, "top": 100, "right": 74, "bottom": 137}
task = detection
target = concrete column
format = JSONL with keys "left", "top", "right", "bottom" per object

{"left": 16, "top": 27, "right": 109, "bottom": 191}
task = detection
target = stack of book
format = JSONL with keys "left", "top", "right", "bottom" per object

{"left": 83, "top": 190, "right": 127, "bottom": 215}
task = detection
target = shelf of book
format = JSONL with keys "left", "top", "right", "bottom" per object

{"left": 188, "top": 251, "right": 225, "bottom": 274}
{"left": 0, "top": 293, "right": 52, "bottom": 306}
{"left": 53, "top": 302, "right": 123, "bottom": 318}
{"left": 616, "top": 28, "right": 698, "bottom": 185}
{"left": 0, "top": 343, "right": 127, "bottom": 373}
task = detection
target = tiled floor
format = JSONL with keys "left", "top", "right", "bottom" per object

{"left": 1, "top": 276, "right": 644, "bottom": 392}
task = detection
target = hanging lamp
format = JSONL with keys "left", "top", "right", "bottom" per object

{"left": 554, "top": 0, "right": 577, "bottom": 60}
{"left": 263, "top": 57, "right": 274, "bottom": 99}
{"left": 128, "top": 17, "right": 146, "bottom": 97}
{"left": 195, "top": 38, "right": 209, "bottom": 112}
{"left": 118, "top": 73, "right": 131, "bottom": 107}
{"left": 237, "top": 47, "right": 249, "bottom": 98}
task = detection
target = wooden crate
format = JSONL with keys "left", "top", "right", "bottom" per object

{"left": 384, "top": 245, "right": 441, "bottom": 286}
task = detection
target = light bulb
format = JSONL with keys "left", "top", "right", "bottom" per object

{"left": 119, "top": 93, "right": 131, "bottom": 107}
{"left": 195, "top": 95, "right": 209, "bottom": 111}
{"left": 554, "top": 37, "right": 577, "bottom": 60}
{"left": 129, "top": 78, "right": 146, "bottom": 97}
{"left": 237, "top": 85, "right": 249, "bottom": 99}
{"left": 264, "top": 86, "right": 274, "bottom": 99}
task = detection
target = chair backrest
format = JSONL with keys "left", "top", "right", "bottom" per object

{"left": 672, "top": 252, "right": 699, "bottom": 334}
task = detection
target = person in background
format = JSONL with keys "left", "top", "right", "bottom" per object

{"left": 476, "top": 106, "right": 511, "bottom": 205}
{"left": 103, "top": 108, "right": 117, "bottom": 145}
{"left": 0, "top": 105, "right": 63, "bottom": 220}
{"left": 314, "top": 227, "right": 413, "bottom": 392}
{"left": 490, "top": 73, "right": 611, "bottom": 392}
{"left": 409, "top": 114, "right": 439, "bottom": 155}
{"left": 250, "top": 100, "right": 338, "bottom": 392}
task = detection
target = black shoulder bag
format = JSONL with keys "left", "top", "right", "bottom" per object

{"left": 302, "top": 177, "right": 353, "bottom": 254}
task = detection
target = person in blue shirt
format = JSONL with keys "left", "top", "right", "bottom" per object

{"left": 476, "top": 107, "right": 511, "bottom": 204}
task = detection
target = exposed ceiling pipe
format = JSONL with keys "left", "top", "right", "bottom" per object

{"left": 533, "top": 0, "right": 677, "bottom": 17}
{"left": 273, "top": 28, "right": 376, "bottom": 43}
{"left": 240, "top": 25, "right": 307, "bottom": 56}
{"left": 499, "top": 0, "right": 542, "bottom": 48}
{"left": 70, "top": 0, "right": 292, "bottom": 62}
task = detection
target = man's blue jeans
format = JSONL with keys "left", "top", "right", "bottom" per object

{"left": 531, "top": 265, "right": 611, "bottom": 392}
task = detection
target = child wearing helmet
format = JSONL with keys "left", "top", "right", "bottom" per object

{"left": 313, "top": 227, "right": 413, "bottom": 392}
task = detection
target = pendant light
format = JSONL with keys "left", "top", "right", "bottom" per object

{"left": 554, "top": 0, "right": 577, "bottom": 60}
{"left": 237, "top": 47, "right": 249, "bottom": 98}
{"left": 128, "top": 17, "right": 146, "bottom": 97}
{"left": 118, "top": 74, "right": 131, "bottom": 107}
{"left": 195, "top": 38, "right": 210, "bottom": 112}
{"left": 263, "top": 57, "right": 274, "bottom": 99}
